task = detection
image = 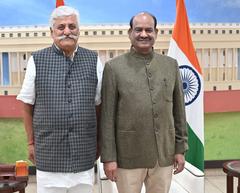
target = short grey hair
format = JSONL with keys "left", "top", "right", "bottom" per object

{"left": 49, "top": 6, "right": 80, "bottom": 28}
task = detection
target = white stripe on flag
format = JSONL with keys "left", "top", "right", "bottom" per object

{"left": 168, "top": 38, "right": 204, "bottom": 145}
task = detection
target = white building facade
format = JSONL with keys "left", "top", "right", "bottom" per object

{"left": 0, "top": 23, "right": 240, "bottom": 95}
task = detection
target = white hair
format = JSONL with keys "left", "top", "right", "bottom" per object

{"left": 49, "top": 6, "right": 80, "bottom": 28}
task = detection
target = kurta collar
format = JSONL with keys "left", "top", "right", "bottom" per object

{"left": 52, "top": 44, "right": 79, "bottom": 61}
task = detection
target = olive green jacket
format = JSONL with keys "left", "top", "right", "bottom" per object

{"left": 100, "top": 49, "right": 188, "bottom": 168}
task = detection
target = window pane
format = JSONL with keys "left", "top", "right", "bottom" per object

{"left": 2, "top": 52, "right": 10, "bottom": 85}
{"left": 10, "top": 53, "right": 18, "bottom": 85}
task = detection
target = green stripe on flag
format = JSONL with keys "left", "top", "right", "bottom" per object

{"left": 185, "top": 123, "right": 204, "bottom": 171}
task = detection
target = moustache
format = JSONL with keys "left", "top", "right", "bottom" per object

{"left": 138, "top": 37, "right": 151, "bottom": 41}
{"left": 56, "top": 34, "right": 78, "bottom": 40}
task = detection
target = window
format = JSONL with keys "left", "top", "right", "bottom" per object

{"left": 19, "top": 53, "right": 28, "bottom": 83}
{"left": 93, "top": 31, "right": 97, "bottom": 35}
{"left": 208, "top": 73, "right": 210, "bottom": 81}
{"left": 109, "top": 52, "right": 114, "bottom": 58}
{"left": 34, "top": 32, "right": 38, "bottom": 37}
{"left": 17, "top": 33, "right": 21, "bottom": 37}
{"left": 0, "top": 55, "right": 3, "bottom": 85}
{"left": 236, "top": 30, "right": 239, "bottom": 34}
{"left": 211, "top": 49, "right": 218, "bottom": 68}
{"left": 119, "top": 30, "right": 123, "bottom": 35}
{"left": 228, "top": 85, "right": 232, "bottom": 90}
{"left": 9, "top": 33, "right": 13, "bottom": 37}
{"left": 200, "top": 30, "right": 204, "bottom": 34}
{"left": 102, "top": 31, "right": 106, "bottom": 35}
{"left": 160, "top": 30, "right": 164, "bottom": 34}
{"left": 169, "top": 30, "right": 172, "bottom": 34}
{"left": 26, "top": 33, "right": 29, "bottom": 37}
{"left": 10, "top": 52, "right": 19, "bottom": 86}
{"left": 42, "top": 32, "right": 46, "bottom": 36}
{"left": 192, "top": 30, "right": 196, "bottom": 34}
{"left": 84, "top": 31, "right": 88, "bottom": 36}
{"left": 215, "top": 30, "right": 218, "bottom": 34}
{"left": 222, "top": 30, "right": 225, "bottom": 34}
{"left": 2, "top": 52, "right": 10, "bottom": 85}
{"left": 110, "top": 31, "right": 114, "bottom": 35}
{"left": 213, "top": 86, "right": 217, "bottom": 91}
{"left": 229, "top": 30, "right": 232, "bottom": 34}
{"left": 1, "top": 33, "right": 5, "bottom": 38}
{"left": 208, "top": 30, "right": 211, "bottom": 34}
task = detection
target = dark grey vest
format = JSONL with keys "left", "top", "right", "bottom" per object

{"left": 32, "top": 45, "right": 98, "bottom": 172}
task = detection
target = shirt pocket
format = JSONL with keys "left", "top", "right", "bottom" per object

{"left": 161, "top": 78, "right": 174, "bottom": 102}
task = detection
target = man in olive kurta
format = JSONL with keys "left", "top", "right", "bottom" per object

{"left": 100, "top": 12, "right": 188, "bottom": 193}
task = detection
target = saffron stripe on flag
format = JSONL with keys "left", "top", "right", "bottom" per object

{"left": 172, "top": 0, "right": 202, "bottom": 75}
{"left": 56, "top": 0, "right": 65, "bottom": 8}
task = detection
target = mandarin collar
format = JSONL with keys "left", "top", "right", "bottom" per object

{"left": 130, "top": 46, "right": 154, "bottom": 60}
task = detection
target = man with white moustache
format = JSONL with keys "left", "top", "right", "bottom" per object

{"left": 17, "top": 5, "right": 103, "bottom": 193}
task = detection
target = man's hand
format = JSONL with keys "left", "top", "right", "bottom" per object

{"left": 173, "top": 154, "right": 185, "bottom": 174}
{"left": 28, "top": 144, "right": 35, "bottom": 164}
{"left": 104, "top": 161, "right": 118, "bottom": 181}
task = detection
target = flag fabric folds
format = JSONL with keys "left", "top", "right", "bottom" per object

{"left": 168, "top": 0, "right": 204, "bottom": 172}
{"left": 56, "top": 0, "right": 65, "bottom": 8}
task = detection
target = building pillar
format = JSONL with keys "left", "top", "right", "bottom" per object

{"left": 17, "top": 52, "right": 21, "bottom": 85}
{"left": 225, "top": 48, "right": 227, "bottom": 81}
{"left": 209, "top": 48, "right": 212, "bottom": 81}
{"left": 232, "top": 48, "right": 236, "bottom": 81}
{"left": 217, "top": 48, "right": 220, "bottom": 81}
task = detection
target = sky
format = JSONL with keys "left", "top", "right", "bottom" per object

{"left": 0, "top": 0, "right": 240, "bottom": 26}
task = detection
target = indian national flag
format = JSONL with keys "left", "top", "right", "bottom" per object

{"left": 56, "top": 0, "right": 65, "bottom": 7}
{"left": 168, "top": 0, "right": 204, "bottom": 172}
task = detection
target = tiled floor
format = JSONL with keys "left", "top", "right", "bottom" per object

{"left": 25, "top": 168, "right": 237, "bottom": 193}
{"left": 205, "top": 168, "right": 238, "bottom": 193}
{"left": 205, "top": 168, "right": 226, "bottom": 193}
